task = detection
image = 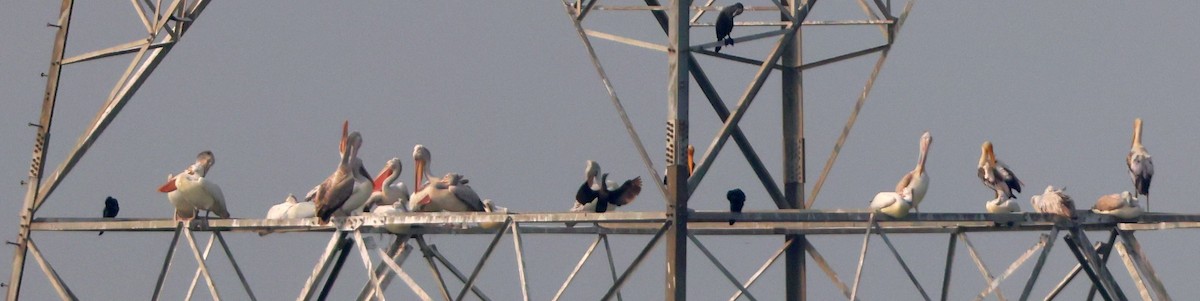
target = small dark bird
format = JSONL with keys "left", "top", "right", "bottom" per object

{"left": 714, "top": 3, "right": 745, "bottom": 53}
{"left": 727, "top": 189, "right": 746, "bottom": 225}
{"left": 100, "top": 196, "right": 119, "bottom": 236}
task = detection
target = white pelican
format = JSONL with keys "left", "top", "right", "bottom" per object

{"left": 367, "top": 158, "right": 409, "bottom": 212}
{"left": 267, "top": 194, "right": 316, "bottom": 219}
{"left": 869, "top": 188, "right": 914, "bottom": 219}
{"left": 163, "top": 173, "right": 194, "bottom": 221}
{"left": 896, "top": 131, "right": 932, "bottom": 213}
{"left": 573, "top": 174, "right": 642, "bottom": 213}
{"left": 1031, "top": 185, "right": 1075, "bottom": 221}
{"left": 977, "top": 141, "right": 1023, "bottom": 201}
{"left": 158, "top": 151, "right": 230, "bottom": 221}
{"left": 337, "top": 132, "right": 372, "bottom": 216}
{"left": 371, "top": 201, "right": 411, "bottom": 234}
{"left": 1127, "top": 118, "right": 1154, "bottom": 211}
{"left": 314, "top": 132, "right": 362, "bottom": 223}
{"left": 410, "top": 173, "right": 486, "bottom": 212}
{"left": 305, "top": 121, "right": 373, "bottom": 202}
{"left": 985, "top": 196, "right": 1021, "bottom": 213}
{"left": 1092, "top": 191, "right": 1143, "bottom": 219}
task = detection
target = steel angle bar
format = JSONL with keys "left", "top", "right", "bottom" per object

{"left": 212, "top": 232, "right": 256, "bottom": 301}
{"left": 799, "top": 44, "right": 888, "bottom": 71}
{"left": 688, "top": 28, "right": 791, "bottom": 52}
{"left": 1019, "top": 228, "right": 1059, "bottom": 301}
{"left": 691, "top": 50, "right": 788, "bottom": 71}
{"left": 1116, "top": 229, "right": 1171, "bottom": 300}
{"left": 1071, "top": 228, "right": 1126, "bottom": 300}
{"left": 560, "top": 0, "right": 668, "bottom": 201}
{"left": 454, "top": 219, "right": 512, "bottom": 301}
{"left": 1084, "top": 230, "right": 1119, "bottom": 300}
{"left": 184, "top": 233, "right": 216, "bottom": 301}
{"left": 352, "top": 231, "right": 386, "bottom": 301}
{"left": 376, "top": 245, "right": 430, "bottom": 301}
{"left": 939, "top": 232, "right": 958, "bottom": 301}
{"left": 805, "top": 242, "right": 857, "bottom": 300}
{"left": 584, "top": 30, "right": 667, "bottom": 52}
{"left": 129, "top": 0, "right": 152, "bottom": 32}
{"left": 182, "top": 227, "right": 220, "bottom": 300}
{"left": 602, "top": 222, "right": 672, "bottom": 301}
{"left": 1114, "top": 242, "right": 1152, "bottom": 301}
{"left": 728, "top": 238, "right": 792, "bottom": 301}
{"left": 414, "top": 236, "right": 453, "bottom": 301}
{"left": 873, "top": 220, "right": 931, "bottom": 300}
{"left": 152, "top": 223, "right": 184, "bottom": 301}
{"left": 687, "top": 234, "right": 757, "bottom": 301}
{"left": 317, "top": 235, "right": 355, "bottom": 301}
{"left": 957, "top": 233, "right": 1007, "bottom": 301}
{"left": 643, "top": 0, "right": 787, "bottom": 208}
{"left": 26, "top": 239, "right": 77, "bottom": 301}
{"left": 576, "top": 0, "right": 598, "bottom": 20}
{"left": 689, "top": 0, "right": 718, "bottom": 23}
{"left": 299, "top": 230, "right": 348, "bottom": 301}
{"left": 602, "top": 234, "right": 625, "bottom": 301}
{"left": 59, "top": 39, "right": 170, "bottom": 65}
{"left": 552, "top": 235, "right": 603, "bottom": 301}
{"left": 1062, "top": 234, "right": 1112, "bottom": 301}
{"left": 511, "top": 223, "right": 531, "bottom": 301}
{"left": 687, "top": 1, "right": 814, "bottom": 196}
{"left": 358, "top": 236, "right": 410, "bottom": 300}
{"left": 848, "top": 213, "right": 876, "bottom": 301}
{"left": 973, "top": 234, "right": 1048, "bottom": 301}
{"left": 806, "top": 0, "right": 912, "bottom": 208}
{"left": 428, "top": 245, "right": 492, "bottom": 301}
{"left": 1043, "top": 242, "right": 1109, "bottom": 300}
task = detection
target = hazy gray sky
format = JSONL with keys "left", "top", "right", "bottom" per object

{"left": 4, "top": 1, "right": 1200, "bottom": 300}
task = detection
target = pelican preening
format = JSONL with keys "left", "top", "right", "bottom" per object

{"left": 977, "top": 141, "right": 1023, "bottom": 201}
{"left": 714, "top": 2, "right": 744, "bottom": 53}
{"left": 575, "top": 161, "right": 643, "bottom": 213}
{"left": 896, "top": 131, "right": 932, "bottom": 213}
{"left": 1127, "top": 118, "right": 1154, "bottom": 211}
{"left": 870, "top": 188, "right": 914, "bottom": 219}
{"left": 306, "top": 121, "right": 373, "bottom": 203}
{"left": 1092, "top": 191, "right": 1143, "bottom": 219}
{"left": 314, "top": 132, "right": 363, "bottom": 223}
{"left": 1031, "top": 185, "right": 1075, "bottom": 221}
{"left": 158, "top": 151, "right": 230, "bottom": 222}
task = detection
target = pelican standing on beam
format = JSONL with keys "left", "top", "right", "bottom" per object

{"left": 367, "top": 158, "right": 409, "bottom": 211}
{"left": 158, "top": 150, "right": 230, "bottom": 221}
{"left": 895, "top": 131, "right": 931, "bottom": 213}
{"left": 314, "top": 132, "right": 362, "bottom": 223}
{"left": 1127, "top": 118, "right": 1154, "bottom": 211}
{"left": 977, "top": 141, "right": 1023, "bottom": 202}
{"left": 338, "top": 132, "right": 373, "bottom": 215}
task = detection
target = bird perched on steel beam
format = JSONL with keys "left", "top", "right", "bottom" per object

{"left": 1092, "top": 191, "right": 1143, "bottom": 219}
{"left": 1127, "top": 118, "right": 1154, "bottom": 211}
{"left": 727, "top": 188, "right": 746, "bottom": 225}
{"left": 715, "top": 2, "right": 745, "bottom": 53}
{"left": 978, "top": 141, "right": 1023, "bottom": 202}
{"left": 1031, "top": 185, "right": 1076, "bottom": 222}
{"left": 896, "top": 131, "right": 932, "bottom": 213}
{"left": 99, "top": 196, "right": 119, "bottom": 236}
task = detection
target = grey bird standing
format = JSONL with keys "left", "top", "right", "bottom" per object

{"left": 714, "top": 3, "right": 745, "bottom": 53}
{"left": 100, "top": 196, "right": 119, "bottom": 236}
{"left": 727, "top": 189, "right": 745, "bottom": 225}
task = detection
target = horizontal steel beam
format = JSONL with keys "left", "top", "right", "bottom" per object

{"left": 27, "top": 212, "right": 1200, "bottom": 235}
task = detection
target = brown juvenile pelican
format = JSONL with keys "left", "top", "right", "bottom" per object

{"left": 306, "top": 121, "right": 372, "bottom": 202}
{"left": 1127, "top": 118, "right": 1154, "bottom": 210}
{"left": 338, "top": 132, "right": 372, "bottom": 215}
{"left": 158, "top": 151, "right": 230, "bottom": 221}
{"left": 895, "top": 131, "right": 932, "bottom": 213}
{"left": 1092, "top": 191, "right": 1143, "bottom": 219}
{"left": 714, "top": 2, "right": 744, "bottom": 53}
{"left": 314, "top": 132, "right": 362, "bottom": 223}
{"left": 1031, "top": 185, "right": 1075, "bottom": 221}
{"left": 977, "top": 141, "right": 1023, "bottom": 201}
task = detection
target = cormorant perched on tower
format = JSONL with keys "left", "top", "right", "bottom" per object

{"left": 715, "top": 2, "right": 745, "bottom": 53}
{"left": 727, "top": 189, "right": 745, "bottom": 225}
{"left": 100, "top": 196, "right": 119, "bottom": 236}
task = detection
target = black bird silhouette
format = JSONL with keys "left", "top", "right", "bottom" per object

{"left": 578, "top": 174, "right": 643, "bottom": 213}
{"left": 715, "top": 3, "right": 745, "bottom": 53}
{"left": 100, "top": 196, "right": 119, "bottom": 236}
{"left": 727, "top": 189, "right": 745, "bottom": 225}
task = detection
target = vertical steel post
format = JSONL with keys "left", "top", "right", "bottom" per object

{"left": 782, "top": 1, "right": 807, "bottom": 300}
{"left": 665, "top": 0, "right": 691, "bottom": 300}
{"left": 8, "top": 2, "right": 73, "bottom": 300}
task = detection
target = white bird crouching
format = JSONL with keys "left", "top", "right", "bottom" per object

{"left": 1092, "top": 191, "right": 1143, "bottom": 219}
{"left": 870, "top": 188, "right": 914, "bottom": 219}
{"left": 985, "top": 196, "right": 1021, "bottom": 213}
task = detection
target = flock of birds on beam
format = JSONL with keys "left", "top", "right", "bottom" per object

{"left": 869, "top": 118, "right": 1154, "bottom": 222}
{"left": 99, "top": 117, "right": 1152, "bottom": 229}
